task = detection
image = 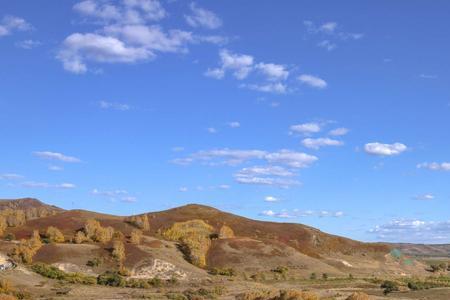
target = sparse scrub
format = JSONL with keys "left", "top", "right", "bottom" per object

{"left": 272, "top": 266, "right": 288, "bottom": 275}
{"left": 163, "top": 219, "right": 214, "bottom": 268}
{"left": 97, "top": 271, "right": 126, "bottom": 287}
{"left": 86, "top": 258, "right": 101, "bottom": 267}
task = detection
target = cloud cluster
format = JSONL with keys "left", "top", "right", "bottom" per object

{"left": 0, "top": 173, "right": 24, "bottom": 180}
{"left": 260, "top": 209, "right": 344, "bottom": 219}
{"left": 173, "top": 148, "right": 317, "bottom": 188}
{"left": 369, "top": 219, "right": 450, "bottom": 243}
{"left": 205, "top": 49, "right": 301, "bottom": 94}
{"left": 0, "top": 15, "right": 32, "bottom": 37}
{"left": 364, "top": 142, "right": 408, "bottom": 156}
{"left": 92, "top": 188, "right": 137, "bottom": 202}
{"left": 290, "top": 122, "right": 348, "bottom": 151}
{"left": 59, "top": 0, "right": 223, "bottom": 73}
{"left": 33, "top": 151, "right": 81, "bottom": 163}
{"left": 21, "top": 182, "right": 76, "bottom": 189}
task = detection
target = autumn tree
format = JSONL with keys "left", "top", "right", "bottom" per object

{"left": 46, "top": 226, "right": 65, "bottom": 243}
{"left": 84, "top": 219, "right": 113, "bottom": 243}
{"left": 125, "top": 215, "right": 149, "bottom": 231}
{"left": 0, "top": 216, "right": 7, "bottom": 236}
{"left": 10, "top": 230, "right": 42, "bottom": 264}
{"left": 73, "top": 231, "right": 88, "bottom": 244}
{"left": 130, "top": 229, "right": 142, "bottom": 245}
{"left": 112, "top": 240, "right": 125, "bottom": 262}
{"left": 219, "top": 225, "right": 235, "bottom": 239}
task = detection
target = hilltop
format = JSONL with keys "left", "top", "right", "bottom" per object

{"left": 0, "top": 198, "right": 445, "bottom": 299}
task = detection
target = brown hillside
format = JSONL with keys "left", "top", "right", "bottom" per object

{"left": 143, "top": 204, "right": 390, "bottom": 258}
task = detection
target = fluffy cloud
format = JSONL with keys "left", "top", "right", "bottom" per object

{"left": 364, "top": 142, "right": 408, "bottom": 156}
{"left": 414, "top": 194, "right": 435, "bottom": 201}
{"left": 217, "top": 49, "right": 254, "bottom": 80}
{"left": 185, "top": 3, "right": 222, "bottom": 29}
{"left": 264, "top": 196, "right": 280, "bottom": 202}
{"left": 256, "top": 63, "right": 289, "bottom": 81}
{"left": 369, "top": 219, "right": 450, "bottom": 243}
{"left": 179, "top": 186, "right": 188, "bottom": 192}
{"left": 33, "top": 151, "right": 81, "bottom": 163}
{"left": 417, "top": 162, "right": 450, "bottom": 171}
{"left": 290, "top": 122, "right": 321, "bottom": 135}
{"left": 298, "top": 74, "right": 327, "bottom": 89}
{"left": 317, "top": 40, "right": 337, "bottom": 51}
{"left": 21, "top": 182, "right": 76, "bottom": 189}
{"left": 61, "top": 1, "right": 222, "bottom": 73}
{"left": 99, "top": 100, "right": 131, "bottom": 111}
{"left": 0, "top": 15, "right": 32, "bottom": 37}
{"left": 265, "top": 150, "right": 318, "bottom": 168}
{"left": 329, "top": 127, "right": 349, "bottom": 136}
{"left": 301, "top": 137, "right": 343, "bottom": 150}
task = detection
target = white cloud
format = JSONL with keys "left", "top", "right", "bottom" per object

{"left": 179, "top": 186, "right": 188, "bottom": 192}
{"left": 21, "top": 182, "right": 76, "bottom": 189}
{"left": 204, "top": 68, "right": 224, "bottom": 79}
{"left": 228, "top": 121, "right": 240, "bottom": 128}
{"left": 207, "top": 127, "right": 217, "bottom": 134}
{"left": 265, "top": 150, "right": 318, "bottom": 168}
{"left": 219, "top": 49, "right": 254, "bottom": 80}
{"left": 15, "top": 39, "right": 42, "bottom": 49}
{"left": 301, "top": 137, "right": 343, "bottom": 150}
{"left": 260, "top": 208, "right": 344, "bottom": 219}
{"left": 218, "top": 184, "right": 230, "bottom": 189}
{"left": 99, "top": 100, "right": 131, "bottom": 111}
{"left": 414, "top": 194, "right": 435, "bottom": 201}
{"left": 0, "top": 173, "right": 24, "bottom": 180}
{"left": 320, "top": 22, "right": 338, "bottom": 33}
{"left": 417, "top": 162, "right": 450, "bottom": 171}
{"left": 256, "top": 62, "right": 289, "bottom": 81}
{"left": 234, "top": 165, "right": 299, "bottom": 188}
{"left": 92, "top": 188, "right": 136, "bottom": 202}
{"left": 369, "top": 219, "right": 450, "bottom": 243}
{"left": 60, "top": 1, "right": 204, "bottom": 73}
{"left": 33, "top": 151, "right": 81, "bottom": 163}
{"left": 290, "top": 122, "right": 321, "bottom": 135}
{"left": 317, "top": 40, "right": 337, "bottom": 51}
{"left": 236, "top": 166, "right": 295, "bottom": 177}
{"left": 185, "top": 2, "right": 222, "bottom": 29}
{"left": 74, "top": 0, "right": 166, "bottom": 24}
{"left": 48, "top": 165, "right": 63, "bottom": 171}
{"left": 298, "top": 74, "right": 327, "bottom": 89}
{"left": 304, "top": 20, "right": 363, "bottom": 50}
{"left": 245, "top": 82, "right": 287, "bottom": 94}
{"left": 0, "top": 15, "right": 32, "bottom": 37}
{"left": 364, "top": 142, "right": 408, "bottom": 156}
{"left": 419, "top": 74, "right": 438, "bottom": 79}
{"left": 329, "top": 127, "right": 349, "bottom": 136}
{"left": 264, "top": 196, "right": 280, "bottom": 202}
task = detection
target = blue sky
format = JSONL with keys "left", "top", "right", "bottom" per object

{"left": 1, "top": 0, "right": 450, "bottom": 244}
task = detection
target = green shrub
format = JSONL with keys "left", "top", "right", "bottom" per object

{"left": 381, "top": 280, "right": 399, "bottom": 295}
{"left": 97, "top": 271, "right": 126, "bottom": 287}
{"left": 209, "top": 268, "right": 235, "bottom": 276}
{"left": 86, "top": 258, "right": 101, "bottom": 267}
{"left": 31, "top": 263, "right": 96, "bottom": 284}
